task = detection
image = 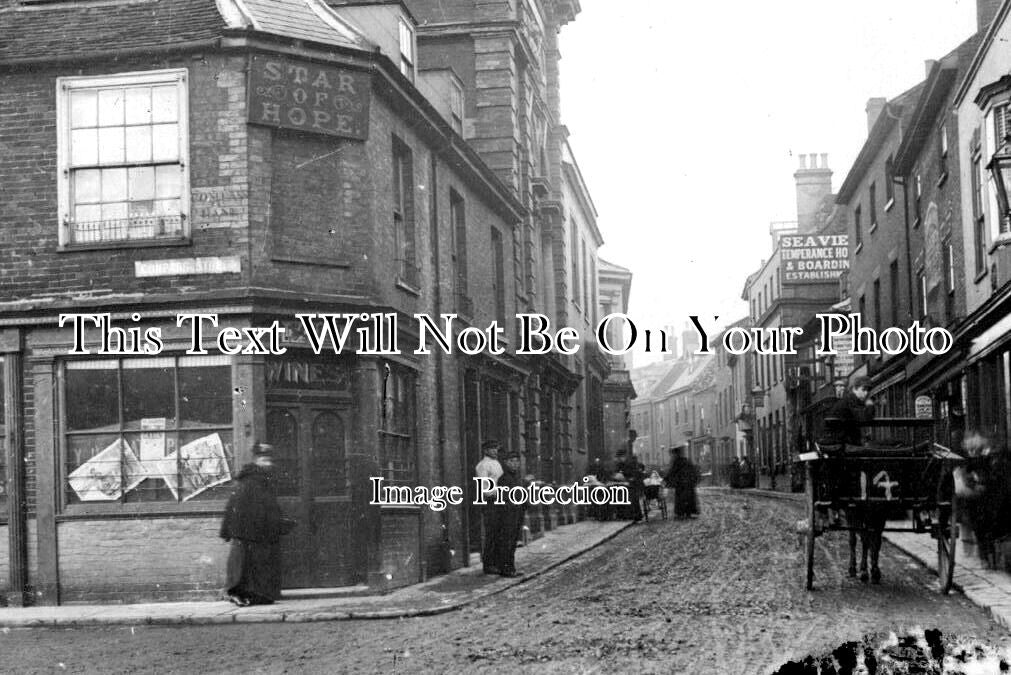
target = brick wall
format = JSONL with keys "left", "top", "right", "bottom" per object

{"left": 56, "top": 518, "right": 226, "bottom": 602}
{"left": 379, "top": 511, "right": 420, "bottom": 589}
{"left": 0, "top": 54, "right": 251, "bottom": 306}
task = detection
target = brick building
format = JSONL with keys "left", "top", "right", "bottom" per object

{"left": 0, "top": 0, "right": 604, "bottom": 605}
{"left": 741, "top": 155, "right": 844, "bottom": 478}
{"left": 893, "top": 37, "right": 979, "bottom": 448}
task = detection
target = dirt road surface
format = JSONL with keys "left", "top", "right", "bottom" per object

{"left": 3, "top": 491, "right": 1007, "bottom": 674}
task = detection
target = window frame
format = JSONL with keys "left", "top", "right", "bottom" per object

{"left": 59, "top": 354, "right": 234, "bottom": 516}
{"left": 392, "top": 135, "right": 418, "bottom": 290}
{"left": 398, "top": 17, "right": 415, "bottom": 82}
{"left": 985, "top": 101, "right": 1011, "bottom": 243}
{"left": 913, "top": 172, "right": 922, "bottom": 227}
{"left": 938, "top": 122, "right": 949, "bottom": 186}
{"left": 884, "top": 155, "right": 895, "bottom": 207}
{"left": 56, "top": 68, "right": 190, "bottom": 249}
{"left": 868, "top": 181, "right": 877, "bottom": 231}
{"left": 378, "top": 363, "right": 417, "bottom": 486}
{"left": 854, "top": 204, "right": 862, "bottom": 249}
{"left": 972, "top": 149, "right": 988, "bottom": 279}
{"left": 450, "top": 189, "right": 470, "bottom": 314}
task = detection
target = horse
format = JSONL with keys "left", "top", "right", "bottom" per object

{"left": 846, "top": 505, "right": 887, "bottom": 583}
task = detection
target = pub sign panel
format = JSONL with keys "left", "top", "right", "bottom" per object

{"left": 248, "top": 55, "right": 371, "bottom": 140}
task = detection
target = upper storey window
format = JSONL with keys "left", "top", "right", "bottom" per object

{"left": 57, "top": 69, "right": 188, "bottom": 247}
{"left": 398, "top": 18, "right": 415, "bottom": 82}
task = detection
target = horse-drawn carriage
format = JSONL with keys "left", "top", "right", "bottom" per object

{"left": 800, "top": 417, "right": 963, "bottom": 592}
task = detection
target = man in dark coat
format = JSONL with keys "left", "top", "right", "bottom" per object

{"left": 617, "top": 451, "right": 645, "bottom": 522}
{"left": 824, "top": 376, "right": 875, "bottom": 447}
{"left": 220, "top": 443, "right": 291, "bottom": 606}
{"left": 665, "top": 445, "right": 700, "bottom": 518}
{"left": 494, "top": 450, "right": 528, "bottom": 577}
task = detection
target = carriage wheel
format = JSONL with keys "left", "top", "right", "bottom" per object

{"left": 805, "top": 463, "right": 816, "bottom": 590}
{"left": 937, "top": 501, "right": 957, "bottom": 594}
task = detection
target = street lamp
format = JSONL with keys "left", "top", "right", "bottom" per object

{"left": 988, "top": 135, "right": 1011, "bottom": 233}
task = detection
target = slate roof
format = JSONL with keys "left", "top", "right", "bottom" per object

{"left": 0, "top": 0, "right": 367, "bottom": 62}
{"left": 0, "top": 0, "right": 228, "bottom": 61}
{"left": 241, "top": 0, "right": 366, "bottom": 49}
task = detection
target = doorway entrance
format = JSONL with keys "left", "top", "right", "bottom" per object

{"left": 266, "top": 402, "right": 354, "bottom": 588}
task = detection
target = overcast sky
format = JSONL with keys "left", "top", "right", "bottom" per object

{"left": 558, "top": 0, "right": 978, "bottom": 365}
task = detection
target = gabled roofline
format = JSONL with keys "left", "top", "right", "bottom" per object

{"left": 954, "top": 0, "right": 1011, "bottom": 107}
{"left": 836, "top": 81, "right": 923, "bottom": 203}
{"left": 835, "top": 104, "right": 900, "bottom": 203}
{"left": 893, "top": 64, "right": 957, "bottom": 176}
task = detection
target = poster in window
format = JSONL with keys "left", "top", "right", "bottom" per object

{"left": 139, "top": 417, "right": 181, "bottom": 497}
{"left": 171, "top": 433, "right": 232, "bottom": 501}
{"left": 68, "top": 438, "right": 145, "bottom": 502}
{"left": 140, "top": 417, "right": 167, "bottom": 462}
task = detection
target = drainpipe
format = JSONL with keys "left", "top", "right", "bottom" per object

{"left": 428, "top": 150, "right": 452, "bottom": 576}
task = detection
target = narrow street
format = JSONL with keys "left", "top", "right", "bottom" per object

{"left": 4, "top": 491, "right": 1007, "bottom": 674}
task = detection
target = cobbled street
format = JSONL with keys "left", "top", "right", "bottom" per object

{"left": 4, "top": 491, "right": 1008, "bottom": 674}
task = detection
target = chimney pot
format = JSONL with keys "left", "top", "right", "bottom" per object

{"left": 820, "top": 153, "right": 829, "bottom": 169}
{"left": 799, "top": 154, "right": 807, "bottom": 170}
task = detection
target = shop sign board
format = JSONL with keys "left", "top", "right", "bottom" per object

{"left": 248, "top": 55, "right": 371, "bottom": 140}
{"left": 832, "top": 333, "right": 854, "bottom": 379}
{"left": 779, "top": 234, "right": 849, "bottom": 284}
{"left": 266, "top": 357, "right": 351, "bottom": 392}
{"left": 915, "top": 395, "right": 934, "bottom": 420}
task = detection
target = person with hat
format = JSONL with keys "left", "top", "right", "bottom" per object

{"left": 493, "top": 449, "right": 529, "bottom": 577}
{"left": 616, "top": 449, "right": 645, "bottom": 522}
{"left": 824, "top": 376, "right": 875, "bottom": 447}
{"left": 475, "top": 439, "right": 504, "bottom": 574}
{"left": 665, "top": 445, "right": 700, "bottom": 519}
{"left": 219, "top": 441, "right": 294, "bottom": 606}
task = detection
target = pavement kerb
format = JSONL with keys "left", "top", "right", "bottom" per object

{"left": 0, "top": 520, "right": 634, "bottom": 628}
{"left": 319, "top": 519, "right": 635, "bottom": 622}
{"left": 723, "top": 485, "right": 1011, "bottom": 633}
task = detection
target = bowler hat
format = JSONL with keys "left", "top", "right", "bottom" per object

{"left": 851, "top": 376, "right": 871, "bottom": 389}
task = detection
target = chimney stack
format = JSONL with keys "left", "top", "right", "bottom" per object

{"left": 794, "top": 153, "right": 833, "bottom": 234}
{"left": 866, "top": 97, "right": 887, "bottom": 134}
{"left": 681, "top": 323, "right": 700, "bottom": 358}
{"left": 978, "top": 0, "right": 1001, "bottom": 32}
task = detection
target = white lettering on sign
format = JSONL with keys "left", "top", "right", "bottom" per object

{"left": 135, "top": 257, "right": 241, "bottom": 277}
{"left": 873, "top": 471, "right": 899, "bottom": 500}
{"left": 859, "top": 470, "right": 900, "bottom": 500}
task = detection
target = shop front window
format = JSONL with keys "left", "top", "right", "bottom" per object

{"left": 378, "top": 364, "right": 416, "bottom": 486}
{"left": 63, "top": 355, "right": 233, "bottom": 507}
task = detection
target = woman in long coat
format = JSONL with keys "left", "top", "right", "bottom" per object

{"left": 220, "top": 443, "right": 290, "bottom": 606}
{"left": 665, "top": 446, "right": 700, "bottom": 519}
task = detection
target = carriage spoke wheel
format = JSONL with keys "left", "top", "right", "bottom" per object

{"left": 937, "top": 501, "right": 957, "bottom": 594}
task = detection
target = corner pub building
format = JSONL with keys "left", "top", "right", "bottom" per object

{"left": 0, "top": 0, "right": 602, "bottom": 605}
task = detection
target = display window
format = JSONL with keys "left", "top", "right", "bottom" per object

{"left": 62, "top": 355, "right": 233, "bottom": 508}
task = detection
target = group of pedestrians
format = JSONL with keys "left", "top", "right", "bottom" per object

{"left": 585, "top": 446, "right": 701, "bottom": 521}
{"left": 476, "top": 439, "right": 529, "bottom": 577}
{"left": 216, "top": 436, "right": 706, "bottom": 605}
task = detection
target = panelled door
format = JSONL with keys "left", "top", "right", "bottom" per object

{"left": 266, "top": 403, "right": 352, "bottom": 588}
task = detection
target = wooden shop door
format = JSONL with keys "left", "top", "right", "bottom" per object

{"left": 267, "top": 403, "right": 353, "bottom": 588}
